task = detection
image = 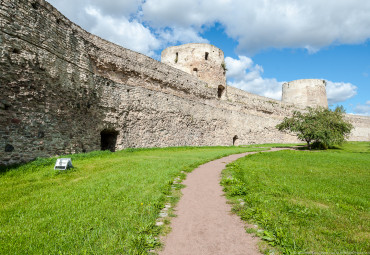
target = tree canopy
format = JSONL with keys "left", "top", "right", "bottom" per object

{"left": 276, "top": 106, "right": 353, "bottom": 149}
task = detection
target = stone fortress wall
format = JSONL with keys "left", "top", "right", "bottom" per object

{"left": 1, "top": 0, "right": 369, "bottom": 166}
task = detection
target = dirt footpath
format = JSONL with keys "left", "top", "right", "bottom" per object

{"left": 160, "top": 149, "right": 286, "bottom": 255}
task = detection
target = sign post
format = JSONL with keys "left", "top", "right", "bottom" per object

{"left": 54, "top": 158, "right": 73, "bottom": 170}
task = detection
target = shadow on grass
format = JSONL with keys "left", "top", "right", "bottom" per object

{"left": 328, "top": 146, "right": 342, "bottom": 150}
{"left": 0, "top": 162, "right": 23, "bottom": 174}
{"left": 53, "top": 167, "right": 78, "bottom": 176}
{"left": 294, "top": 145, "right": 344, "bottom": 151}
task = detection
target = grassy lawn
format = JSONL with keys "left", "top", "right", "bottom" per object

{"left": 0, "top": 146, "right": 265, "bottom": 254}
{"left": 221, "top": 142, "right": 370, "bottom": 253}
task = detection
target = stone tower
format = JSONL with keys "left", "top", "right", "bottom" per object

{"left": 282, "top": 79, "right": 328, "bottom": 108}
{"left": 161, "top": 43, "right": 227, "bottom": 98}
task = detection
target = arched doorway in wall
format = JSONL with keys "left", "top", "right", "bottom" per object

{"left": 100, "top": 129, "right": 118, "bottom": 152}
{"left": 233, "top": 135, "right": 239, "bottom": 146}
{"left": 218, "top": 85, "right": 225, "bottom": 99}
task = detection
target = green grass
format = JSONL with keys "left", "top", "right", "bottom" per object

{"left": 221, "top": 142, "right": 370, "bottom": 254}
{"left": 0, "top": 146, "right": 265, "bottom": 254}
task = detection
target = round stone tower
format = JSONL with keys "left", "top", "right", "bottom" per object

{"left": 282, "top": 79, "right": 328, "bottom": 108}
{"left": 161, "top": 43, "right": 227, "bottom": 97}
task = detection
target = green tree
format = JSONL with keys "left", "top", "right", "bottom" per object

{"left": 276, "top": 106, "right": 353, "bottom": 149}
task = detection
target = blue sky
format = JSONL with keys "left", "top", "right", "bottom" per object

{"left": 48, "top": 0, "right": 370, "bottom": 115}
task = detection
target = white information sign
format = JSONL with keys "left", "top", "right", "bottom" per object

{"left": 54, "top": 158, "right": 73, "bottom": 170}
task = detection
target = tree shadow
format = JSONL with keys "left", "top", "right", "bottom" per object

{"left": 0, "top": 162, "right": 23, "bottom": 175}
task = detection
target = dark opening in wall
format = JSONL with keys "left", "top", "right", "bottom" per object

{"left": 217, "top": 85, "right": 225, "bottom": 98}
{"left": 175, "top": 52, "right": 178, "bottom": 63}
{"left": 12, "top": 48, "right": 20, "bottom": 54}
{"left": 5, "top": 144, "right": 14, "bottom": 152}
{"left": 232, "top": 135, "right": 238, "bottom": 146}
{"left": 193, "top": 68, "right": 198, "bottom": 77}
{"left": 0, "top": 101, "right": 11, "bottom": 110}
{"left": 205, "top": 52, "right": 209, "bottom": 60}
{"left": 101, "top": 130, "right": 118, "bottom": 152}
{"left": 31, "top": 2, "right": 39, "bottom": 9}
{"left": 37, "top": 131, "right": 45, "bottom": 138}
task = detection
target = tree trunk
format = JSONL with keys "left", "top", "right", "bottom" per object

{"left": 306, "top": 140, "right": 311, "bottom": 150}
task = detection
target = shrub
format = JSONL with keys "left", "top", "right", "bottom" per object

{"left": 276, "top": 106, "right": 353, "bottom": 149}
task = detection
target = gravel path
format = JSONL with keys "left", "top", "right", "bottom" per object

{"left": 160, "top": 148, "right": 286, "bottom": 255}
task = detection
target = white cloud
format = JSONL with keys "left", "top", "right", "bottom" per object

{"left": 47, "top": 0, "right": 160, "bottom": 57}
{"left": 157, "top": 27, "right": 209, "bottom": 46}
{"left": 225, "top": 56, "right": 283, "bottom": 100}
{"left": 353, "top": 101, "right": 370, "bottom": 116}
{"left": 86, "top": 9, "right": 160, "bottom": 57}
{"left": 326, "top": 81, "right": 357, "bottom": 104}
{"left": 141, "top": 0, "right": 370, "bottom": 55}
{"left": 225, "top": 56, "right": 253, "bottom": 80}
{"left": 47, "top": 0, "right": 98, "bottom": 31}
{"left": 48, "top": 0, "right": 370, "bottom": 56}
{"left": 48, "top": 0, "right": 142, "bottom": 22}
{"left": 85, "top": 8, "right": 160, "bottom": 57}
{"left": 141, "top": 0, "right": 219, "bottom": 28}
{"left": 87, "top": 0, "right": 143, "bottom": 18}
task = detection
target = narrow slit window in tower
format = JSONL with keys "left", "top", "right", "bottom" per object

{"left": 218, "top": 85, "right": 225, "bottom": 98}
{"left": 205, "top": 52, "right": 209, "bottom": 60}
{"left": 193, "top": 68, "right": 198, "bottom": 77}
{"left": 175, "top": 52, "right": 178, "bottom": 63}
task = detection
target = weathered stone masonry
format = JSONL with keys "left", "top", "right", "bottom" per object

{"left": 1, "top": 0, "right": 369, "bottom": 166}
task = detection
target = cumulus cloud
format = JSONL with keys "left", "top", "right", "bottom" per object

{"left": 157, "top": 27, "right": 209, "bottom": 45}
{"left": 47, "top": 0, "right": 98, "bottom": 31}
{"left": 353, "top": 101, "right": 370, "bottom": 116}
{"left": 48, "top": 0, "right": 370, "bottom": 56}
{"left": 225, "top": 56, "right": 283, "bottom": 100}
{"left": 87, "top": 0, "right": 143, "bottom": 18}
{"left": 326, "top": 81, "right": 357, "bottom": 104}
{"left": 85, "top": 8, "right": 160, "bottom": 57}
{"left": 47, "top": 0, "right": 160, "bottom": 57}
{"left": 141, "top": 0, "right": 370, "bottom": 55}
{"left": 48, "top": 0, "right": 142, "bottom": 22}
{"left": 141, "top": 0, "right": 219, "bottom": 28}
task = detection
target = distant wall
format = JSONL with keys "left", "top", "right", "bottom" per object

{"left": 282, "top": 79, "right": 328, "bottom": 108}
{"left": 0, "top": 0, "right": 369, "bottom": 167}
{"left": 346, "top": 115, "right": 370, "bottom": 141}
